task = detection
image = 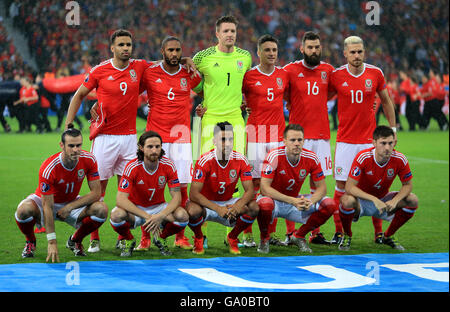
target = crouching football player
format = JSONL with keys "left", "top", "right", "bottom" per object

{"left": 256, "top": 124, "right": 336, "bottom": 254}
{"left": 109, "top": 131, "right": 189, "bottom": 257}
{"left": 338, "top": 126, "right": 418, "bottom": 251}
{"left": 187, "top": 122, "right": 259, "bottom": 255}
{"left": 15, "top": 125, "right": 108, "bottom": 262}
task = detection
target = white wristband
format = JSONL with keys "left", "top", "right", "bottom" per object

{"left": 47, "top": 232, "right": 56, "bottom": 241}
{"left": 391, "top": 127, "right": 397, "bottom": 133}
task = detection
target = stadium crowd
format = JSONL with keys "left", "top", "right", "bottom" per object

{"left": 1, "top": 0, "right": 448, "bottom": 134}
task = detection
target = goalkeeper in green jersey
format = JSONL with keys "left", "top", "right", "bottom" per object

{"left": 193, "top": 15, "right": 252, "bottom": 156}
{"left": 192, "top": 15, "right": 253, "bottom": 248}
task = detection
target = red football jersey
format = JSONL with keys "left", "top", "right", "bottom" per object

{"left": 329, "top": 63, "right": 387, "bottom": 144}
{"left": 143, "top": 64, "right": 201, "bottom": 143}
{"left": 243, "top": 66, "right": 288, "bottom": 143}
{"left": 420, "top": 78, "right": 437, "bottom": 102}
{"left": 283, "top": 60, "right": 334, "bottom": 140}
{"left": 35, "top": 151, "right": 100, "bottom": 204}
{"left": 261, "top": 146, "right": 325, "bottom": 197}
{"left": 192, "top": 149, "right": 252, "bottom": 201}
{"left": 83, "top": 58, "right": 152, "bottom": 138}
{"left": 118, "top": 157, "right": 180, "bottom": 207}
{"left": 20, "top": 86, "right": 38, "bottom": 106}
{"left": 348, "top": 147, "right": 413, "bottom": 199}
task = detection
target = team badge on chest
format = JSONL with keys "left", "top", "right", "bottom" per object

{"left": 365, "top": 79, "right": 373, "bottom": 91}
{"left": 276, "top": 78, "right": 283, "bottom": 89}
{"left": 180, "top": 78, "right": 188, "bottom": 90}
{"left": 77, "top": 169, "right": 85, "bottom": 180}
{"left": 229, "top": 169, "right": 237, "bottom": 182}
{"left": 129, "top": 69, "right": 137, "bottom": 82}
{"left": 237, "top": 60, "right": 244, "bottom": 72}
{"left": 321, "top": 71, "right": 328, "bottom": 83}
{"left": 387, "top": 168, "right": 395, "bottom": 178}
{"left": 299, "top": 169, "right": 307, "bottom": 179}
{"left": 158, "top": 175, "right": 166, "bottom": 187}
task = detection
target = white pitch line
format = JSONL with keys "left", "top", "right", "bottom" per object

{"left": 408, "top": 156, "right": 449, "bottom": 165}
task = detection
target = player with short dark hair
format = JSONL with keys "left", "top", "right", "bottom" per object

{"left": 15, "top": 124, "right": 108, "bottom": 262}
{"left": 193, "top": 15, "right": 252, "bottom": 155}
{"left": 65, "top": 29, "right": 153, "bottom": 252}
{"left": 187, "top": 122, "right": 259, "bottom": 255}
{"left": 339, "top": 125, "right": 418, "bottom": 251}
{"left": 256, "top": 124, "right": 336, "bottom": 254}
{"left": 139, "top": 36, "right": 202, "bottom": 250}
{"left": 110, "top": 130, "right": 188, "bottom": 257}
{"left": 242, "top": 34, "right": 289, "bottom": 247}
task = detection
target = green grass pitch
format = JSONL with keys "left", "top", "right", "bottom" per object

{"left": 0, "top": 115, "right": 448, "bottom": 264}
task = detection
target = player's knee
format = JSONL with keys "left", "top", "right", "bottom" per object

{"left": 16, "top": 200, "right": 37, "bottom": 220}
{"left": 340, "top": 194, "right": 356, "bottom": 209}
{"left": 257, "top": 196, "right": 274, "bottom": 212}
{"left": 110, "top": 207, "right": 126, "bottom": 223}
{"left": 245, "top": 200, "right": 259, "bottom": 217}
{"left": 319, "top": 197, "right": 336, "bottom": 215}
{"left": 174, "top": 206, "right": 189, "bottom": 223}
{"left": 406, "top": 193, "right": 419, "bottom": 208}
{"left": 91, "top": 201, "right": 108, "bottom": 219}
{"left": 186, "top": 201, "right": 203, "bottom": 219}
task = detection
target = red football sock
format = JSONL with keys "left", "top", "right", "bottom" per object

{"left": 256, "top": 197, "right": 274, "bottom": 240}
{"left": 333, "top": 187, "right": 345, "bottom": 233}
{"left": 15, "top": 214, "right": 36, "bottom": 242}
{"left": 160, "top": 221, "right": 186, "bottom": 239}
{"left": 180, "top": 186, "right": 188, "bottom": 208}
{"left": 72, "top": 216, "right": 105, "bottom": 243}
{"left": 175, "top": 228, "right": 186, "bottom": 240}
{"left": 295, "top": 197, "right": 335, "bottom": 238}
{"left": 268, "top": 218, "right": 278, "bottom": 234}
{"left": 141, "top": 225, "right": 150, "bottom": 239}
{"left": 285, "top": 219, "right": 296, "bottom": 234}
{"left": 309, "top": 187, "right": 321, "bottom": 236}
{"left": 338, "top": 204, "right": 355, "bottom": 237}
{"left": 384, "top": 206, "right": 416, "bottom": 237}
{"left": 372, "top": 217, "right": 383, "bottom": 235}
{"left": 188, "top": 216, "right": 205, "bottom": 239}
{"left": 229, "top": 214, "right": 255, "bottom": 239}
{"left": 90, "top": 191, "right": 106, "bottom": 241}
{"left": 243, "top": 223, "right": 253, "bottom": 234}
{"left": 110, "top": 220, "right": 134, "bottom": 240}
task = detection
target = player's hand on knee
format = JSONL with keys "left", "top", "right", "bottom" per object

{"left": 217, "top": 205, "right": 230, "bottom": 219}
{"left": 56, "top": 208, "right": 70, "bottom": 221}
{"left": 374, "top": 199, "right": 387, "bottom": 214}
{"left": 46, "top": 241, "right": 59, "bottom": 263}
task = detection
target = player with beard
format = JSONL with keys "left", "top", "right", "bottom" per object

{"left": 110, "top": 131, "right": 188, "bottom": 257}
{"left": 282, "top": 32, "right": 335, "bottom": 245}
{"left": 137, "top": 37, "right": 202, "bottom": 251}
{"left": 15, "top": 125, "right": 108, "bottom": 262}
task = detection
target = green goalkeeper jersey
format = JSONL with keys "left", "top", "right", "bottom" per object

{"left": 193, "top": 45, "right": 252, "bottom": 118}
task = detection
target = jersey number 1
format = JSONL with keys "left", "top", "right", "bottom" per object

{"left": 227, "top": 73, "right": 230, "bottom": 86}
